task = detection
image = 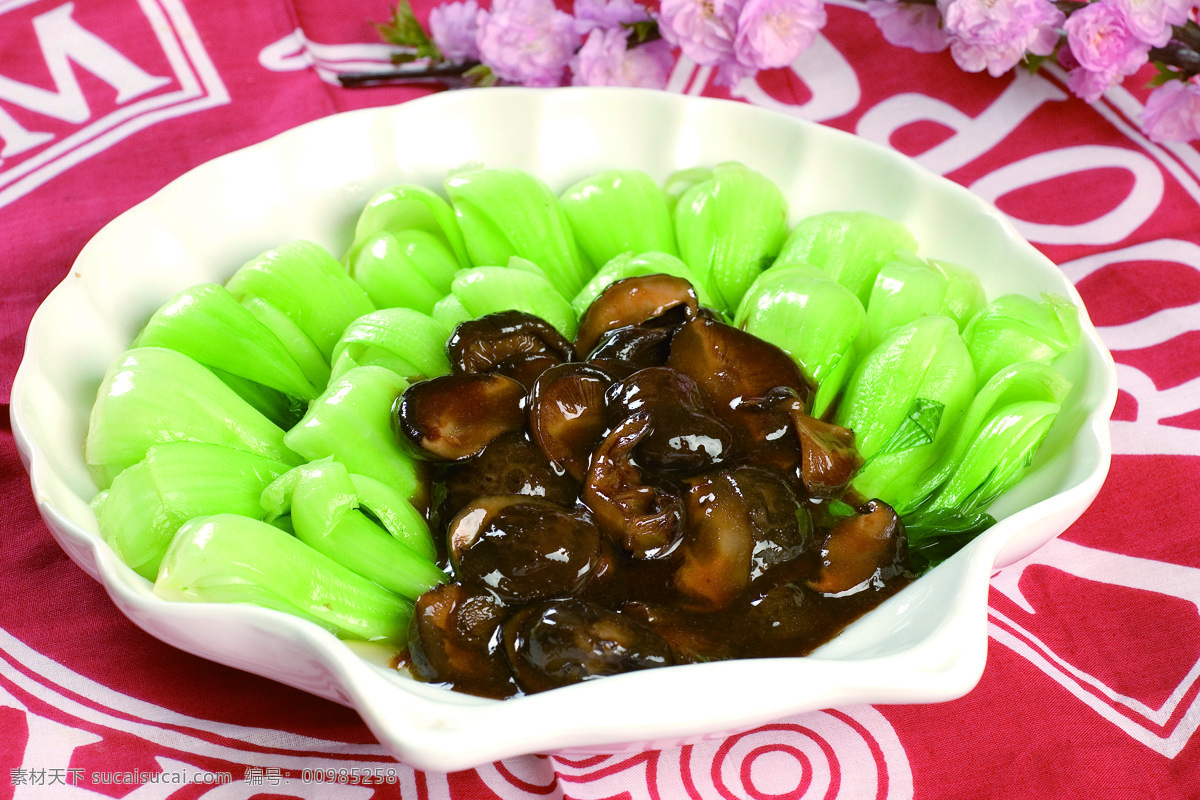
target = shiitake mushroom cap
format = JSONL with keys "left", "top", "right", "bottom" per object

{"left": 807, "top": 499, "right": 906, "bottom": 596}
{"left": 502, "top": 598, "right": 674, "bottom": 694}
{"left": 394, "top": 372, "right": 527, "bottom": 462}
{"left": 448, "top": 310, "right": 575, "bottom": 388}
{"left": 437, "top": 430, "right": 580, "bottom": 522}
{"left": 447, "top": 495, "right": 604, "bottom": 603}
{"left": 673, "top": 465, "right": 814, "bottom": 612}
{"left": 667, "top": 314, "right": 812, "bottom": 417}
{"left": 575, "top": 274, "right": 700, "bottom": 356}
{"left": 527, "top": 362, "right": 618, "bottom": 482}
{"left": 406, "top": 583, "right": 516, "bottom": 698}
{"left": 604, "top": 366, "right": 735, "bottom": 472}
{"left": 585, "top": 324, "right": 675, "bottom": 374}
{"left": 667, "top": 315, "right": 817, "bottom": 475}
{"left": 582, "top": 414, "right": 686, "bottom": 560}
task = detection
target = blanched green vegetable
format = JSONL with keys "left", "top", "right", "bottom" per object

{"left": 209, "top": 368, "right": 305, "bottom": 430}
{"left": 330, "top": 308, "right": 451, "bottom": 382}
{"left": 907, "top": 361, "right": 1072, "bottom": 515}
{"left": 735, "top": 264, "right": 868, "bottom": 420}
{"left": 931, "top": 259, "right": 988, "bottom": 329}
{"left": 673, "top": 162, "right": 788, "bottom": 314}
{"left": 226, "top": 241, "right": 375, "bottom": 361}
{"left": 572, "top": 251, "right": 715, "bottom": 315}
{"left": 348, "top": 229, "right": 461, "bottom": 314}
{"left": 450, "top": 262, "right": 578, "bottom": 340}
{"left": 346, "top": 183, "right": 471, "bottom": 269}
{"left": 86, "top": 347, "right": 301, "bottom": 489}
{"left": 431, "top": 293, "right": 472, "bottom": 331}
{"left": 902, "top": 359, "right": 1075, "bottom": 510}
{"left": 559, "top": 169, "right": 678, "bottom": 267}
{"left": 662, "top": 167, "right": 712, "bottom": 215}
{"left": 835, "top": 316, "right": 976, "bottom": 510}
{"left": 925, "top": 400, "right": 1063, "bottom": 514}
{"left": 155, "top": 513, "right": 414, "bottom": 643}
{"left": 348, "top": 473, "right": 438, "bottom": 562}
{"left": 865, "top": 253, "right": 986, "bottom": 348}
{"left": 901, "top": 508, "right": 997, "bottom": 572}
{"left": 261, "top": 461, "right": 444, "bottom": 599}
{"left": 964, "top": 293, "right": 1081, "bottom": 389}
{"left": 93, "top": 442, "right": 291, "bottom": 580}
{"left": 777, "top": 211, "right": 918, "bottom": 306}
{"left": 284, "top": 365, "right": 427, "bottom": 506}
{"left": 239, "top": 294, "right": 331, "bottom": 391}
{"left": 133, "top": 283, "right": 321, "bottom": 401}
{"left": 446, "top": 168, "right": 591, "bottom": 297}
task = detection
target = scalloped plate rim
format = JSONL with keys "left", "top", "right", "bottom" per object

{"left": 11, "top": 87, "right": 1117, "bottom": 771}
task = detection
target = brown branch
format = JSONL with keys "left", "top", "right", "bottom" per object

{"left": 1149, "top": 42, "right": 1200, "bottom": 77}
{"left": 337, "top": 61, "right": 481, "bottom": 88}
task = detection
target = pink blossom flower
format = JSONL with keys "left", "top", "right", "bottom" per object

{"left": 866, "top": 0, "right": 950, "bottom": 53}
{"left": 573, "top": 0, "right": 652, "bottom": 36}
{"left": 570, "top": 27, "right": 675, "bottom": 86}
{"left": 714, "top": 59, "right": 758, "bottom": 86}
{"left": 1065, "top": 61, "right": 1121, "bottom": 102}
{"left": 475, "top": 0, "right": 582, "bottom": 86}
{"left": 732, "top": 0, "right": 827, "bottom": 70}
{"left": 1062, "top": 1, "right": 1150, "bottom": 102}
{"left": 430, "top": 0, "right": 481, "bottom": 64}
{"left": 1141, "top": 78, "right": 1200, "bottom": 142}
{"left": 658, "top": 0, "right": 744, "bottom": 66}
{"left": 1110, "top": 0, "right": 1192, "bottom": 48}
{"left": 937, "top": 0, "right": 1064, "bottom": 77}
{"left": 1065, "top": 2, "right": 1150, "bottom": 73}
{"left": 1058, "top": 38, "right": 1107, "bottom": 102}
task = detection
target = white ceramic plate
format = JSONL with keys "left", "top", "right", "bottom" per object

{"left": 12, "top": 87, "right": 1117, "bottom": 771}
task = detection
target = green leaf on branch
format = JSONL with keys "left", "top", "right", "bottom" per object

{"left": 464, "top": 63, "right": 497, "bottom": 87}
{"left": 1148, "top": 61, "right": 1185, "bottom": 87}
{"left": 1021, "top": 53, "right": 1049, "bottom": 75}
{"left": 377, "top": 0, "right": 441, "bottom": 62}
{"left": 624, "top": 20, "right": 660, "bottom": 47}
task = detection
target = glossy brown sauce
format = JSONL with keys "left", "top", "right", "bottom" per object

{"left": 394, "top": 276, "right": 911, "bottom": 699}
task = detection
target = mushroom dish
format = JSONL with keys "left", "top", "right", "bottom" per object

{"left": 396, "top": 275, "right": 908, "bottom": 699}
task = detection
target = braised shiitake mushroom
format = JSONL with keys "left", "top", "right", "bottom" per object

{"left": 575, "top": 274, "right": 699, "bottom": 356}
{"left": 448, "top": 310, "right": 575, "bottom": 388}
{"left": 604, "top": 367, "right": 734, "bottom": 472}
{"left": 503, "top": 598, "right": 674, "bottom": 694}
{"left": 808, "top": 499, "right": 906, "bottom": 595}
{"left": 667, "top": 313, "right": 812, "bottom": 416}
{"left": 791, "top": 411, "right": 862, "bottom": 498}
{"left": 584, "top": 323, "right": 675, "bottom": 374}
{"left": 407, "top": 583, "right": 515, "bottom": 698}
{"left": 673, "top": 466, "right": 813, "bottom": 611}
{"left": 398, "top": 274, "right": 911, "bottom": 699}
{"left": 437, "top": 431, "right": 579, "bottom": 522}
{"left": 582, "top": 414, "right": 686, "bottom": 559}
{"left": 527, "top": 362, "right": 616, "bottom": 482}
{"left": 666, "top": 314, "right": 816, "bottom": 477}
{"left": 395, "top": 372, "right": 526, "bottom": 461}
{"left": 447, "top": 495, "right": 603, "bottom": 602}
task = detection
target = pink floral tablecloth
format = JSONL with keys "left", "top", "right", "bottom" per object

{"left": 3, "top": 0, "right": 1200, "bottom": 797}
